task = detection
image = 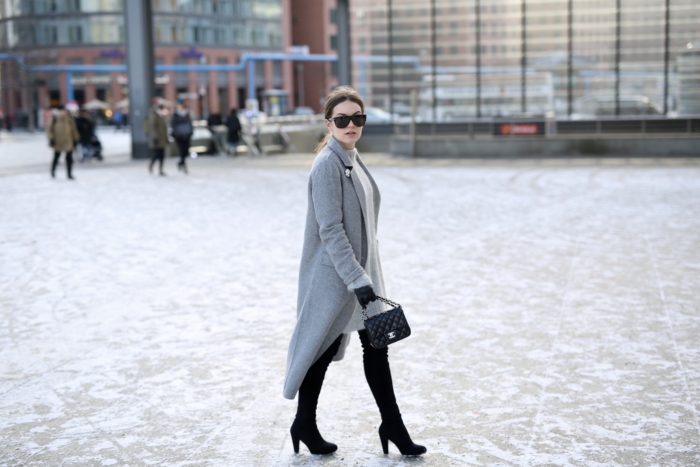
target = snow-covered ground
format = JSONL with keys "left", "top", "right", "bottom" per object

{"left": 1, "top": 155, "right": 699, "bottom": 466}
{"left": 0, "top": 128, "right": 132, "bottom": 174}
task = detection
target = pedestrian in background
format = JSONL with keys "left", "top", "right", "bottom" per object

{"left": 226, "top": 108, "right": 242, "bottom": 156}
{"left": 47, "top": 105, "right": 79, "bottom": 180}
{"left": 171, "top": 100, "right": 193, "bottom": 174}
{"left": 144, "top": 99, "right": 169, "bottom": 176}
{"left": 75, "top": 109, "right": 95, "bottom": 162}
{"left": 283, "top": 86, "right": 426, "bottom": 457}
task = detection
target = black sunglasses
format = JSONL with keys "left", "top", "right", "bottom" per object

{"left": 327, "top": 115, "right": 367, "bottom": 128}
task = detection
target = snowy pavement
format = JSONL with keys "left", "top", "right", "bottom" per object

{"left": 1, "top": 155, "right": 700, "bottom": 466}
{"left": 0, "top": 128, "right": 132, "bottom": 175}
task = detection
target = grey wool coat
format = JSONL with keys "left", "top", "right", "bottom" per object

{"left": 283, "top": 136, "right": 386, "bottom": 400}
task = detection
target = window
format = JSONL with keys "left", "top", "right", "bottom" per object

{"left": 217, "top": 58, "right": 228, "bottom": 87}
{"left": 273, "top": 61, "right": 282, "bottom": 87}
{"left": 252, "top": 29, "right": 264, "bottom": 46}
{"left": 69, "top": 25, "right": 83, "bottom": 44}
{"left": 330, "top": 34, "right": 337, "bottom": 51}
{"left": 45, "top": 26, "right": 58, "bottom": 44}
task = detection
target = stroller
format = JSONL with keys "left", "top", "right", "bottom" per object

{"left": 90, "top": 134, "right": 103, "bottom": 161}
{"left": 75, "top": 114, "right": 104, "bottom": 162}
{"left": 79, "top": 134, "right": 103, "bottom": 162}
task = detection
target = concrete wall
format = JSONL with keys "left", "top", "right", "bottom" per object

{"left": 390, "top": 136, "right": 700, "bottom": 158}
{"left": 283, "top": 124, "right": 327, "bottom": 153}
{"left": 355, "top": 134, "right": 391, "bottom": 153}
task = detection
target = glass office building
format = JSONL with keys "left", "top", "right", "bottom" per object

{"left": 0, "top": 0, "right": 289, "bottom": 121}
{"left": 0, "top": 0, "right": 282, "bottom": 48}
{"left": 351, "top": 0, "right": 700, "bottom": 119}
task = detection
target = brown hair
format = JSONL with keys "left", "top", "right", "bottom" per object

{"left": 315, "top": 85, "right": 365, "bottom": 153}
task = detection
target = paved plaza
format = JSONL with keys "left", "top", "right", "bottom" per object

{"left": 1, "top": 148, "right": 700, "bottom": 466}
{"left": 0, "top": 129, "right": 132, "bottom": 176}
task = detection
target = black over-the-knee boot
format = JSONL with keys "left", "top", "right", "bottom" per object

{"left": 51, "top": 151, "right": 61, "bottom": 178}
{"left": 291, "top": 334, "right": 343, "bottom": 455}
{"left": 359, "top": 330, "right": 426, "bottom": 456}
{"left": 156, "top": 149, "right": 165, "bottom": 175}
{"left": 66, "top": 150, "right": 74, "bottom": 179}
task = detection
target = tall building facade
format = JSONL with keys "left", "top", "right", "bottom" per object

{"left": 290, "top": 0, "right": 339, "bottom": 110}
{"left": 0, "top": 0, "right": 293, "bottom": 122}
{"left": 350, "top": 0, "right": 700, "bottom": 118}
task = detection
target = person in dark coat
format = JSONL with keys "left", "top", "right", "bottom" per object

{"left": 207, "top": 113, "right": 222, "bottom": 127}
{"left": 226, "top": 108, "right": 242, "bottom": 156}
{"left": 170, "top": 100, "right": 193, "bottom": 174}
{"left": 283, "top": 86, "right": 426, "bottom": 457}
{"left": 47, "top": 106, "right": 79, "bottom": 179}
{"left": 144, "top": 100, "right": 169, "bottom": 176}
{"left": 74, "top": 110, "right": 95, "bottom": 162}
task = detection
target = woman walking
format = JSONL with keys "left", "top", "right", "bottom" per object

{"left": 170, "top": 100, "right": 193, "bottom": 174}
{"left": 145, "top": 99, "right": 169, "bottom": 176}
{"left": 47, "top": 105, "right": 79, "bottom": 180}
{"left": 283, "top": 86, "right": 426, "bottom": 457}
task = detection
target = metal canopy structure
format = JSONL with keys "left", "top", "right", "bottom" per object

{"left": 31, "top": 55, "right": 543, "bottom": 108}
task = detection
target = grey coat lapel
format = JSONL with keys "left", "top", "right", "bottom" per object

{"left": 327, "top": 137, "right": 370, "bottom": 229}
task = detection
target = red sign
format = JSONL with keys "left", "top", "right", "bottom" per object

{"left": 499, "top": 123, "right": 540, "bottom": 135}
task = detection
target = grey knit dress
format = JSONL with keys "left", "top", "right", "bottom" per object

{"left": 343, "top": 148, "right": 384, "bottom": 333}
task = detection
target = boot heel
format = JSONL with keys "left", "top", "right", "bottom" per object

{"left": 378, "top": 420, "right": 426, "bottom": 456}
{"left": 380, "top": 433, "right": 389, "bottom": 454}
{"left": 290, "top": 419, "right": 337, "bottom": 455}
{"left": 291, "top": 432, "right": 300, "bottom": 454}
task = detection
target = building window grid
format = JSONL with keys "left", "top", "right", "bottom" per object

{"left": 0, "top": 2, "right": 284, "bottom": 48}
{"left": 354, "top": 0, "right": 699, "bottom": 118}
{"left": 1, "top": 1, "right": 697, "bottom": 118}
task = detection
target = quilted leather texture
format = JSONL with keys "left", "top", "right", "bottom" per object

{"left": 364, "top": 306, "right": 411, "bottom": 349}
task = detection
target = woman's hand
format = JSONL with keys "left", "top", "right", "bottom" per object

{"left": 354, "top": 285, "right": 377, "bottom": 308}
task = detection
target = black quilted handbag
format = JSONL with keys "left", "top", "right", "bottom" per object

{"left": 362, "top": 296, "right": 411, "bottom": 349}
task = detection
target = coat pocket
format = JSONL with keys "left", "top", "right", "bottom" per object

{"left": 320, "top": 251, "right": 334, "bottom": 267}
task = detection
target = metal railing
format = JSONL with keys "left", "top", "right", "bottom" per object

{"left": 376, "top": 116, "right": 700, "bottom": 138}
